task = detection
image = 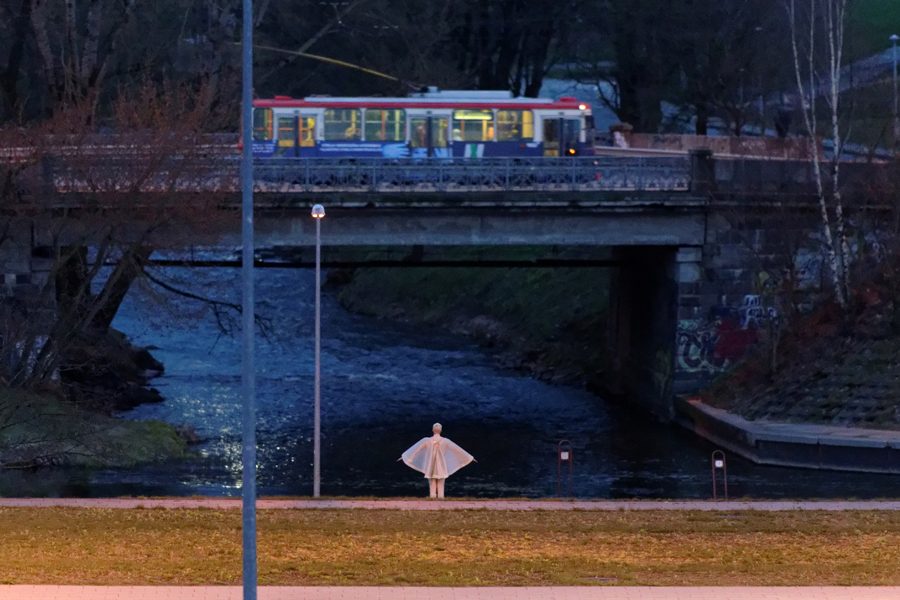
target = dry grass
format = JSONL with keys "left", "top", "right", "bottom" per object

{"left": 2, "top": 508, "right": 899, "bottom": 586}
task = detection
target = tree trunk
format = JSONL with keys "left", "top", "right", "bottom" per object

{"left": 30, "top": 0, "right": 60, "bottom": 106}
{"left": 0, "top": 0, "right": 33, "bottom": 118}
{"left": 55, "top": 246, "right": 91, "bottom": 321}
{"left": 90, "top": 246, "right": 153, "bottom": 332}
{"left": 695, "top": 103, "right": 709, "bottom": 135}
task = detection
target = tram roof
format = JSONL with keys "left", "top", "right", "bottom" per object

{"left": 254, "top": 94, "right": 588, "bottom": 111}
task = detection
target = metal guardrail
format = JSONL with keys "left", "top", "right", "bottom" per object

{"left": 42, "top": 156, "right": 692, "bottom": 194}
{"left": 252, "top": 157, "right": 692, "bottom": 193}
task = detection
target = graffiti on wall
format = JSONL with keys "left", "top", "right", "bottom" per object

{"left": 676, "top": 294, "right": 778, "bottom": 374}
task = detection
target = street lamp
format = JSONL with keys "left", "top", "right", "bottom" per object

{"left": 239, "top": 0, "right": 257, "bottom": 598}
{"left": 891, "top": 34, "right": 899, "bottom": 148}
{"left": 311, "top": 203, "right": 325, "bottom": 497}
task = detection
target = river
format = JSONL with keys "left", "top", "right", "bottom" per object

{"left": 8, "top": 264, "right": 900, "bottom": 498}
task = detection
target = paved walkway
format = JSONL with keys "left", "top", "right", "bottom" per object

{"left": 2, "top": 587, "right": 898, "bottom": 600}
{"left": 1, "top": 498, "right": 898, "bottom": 510}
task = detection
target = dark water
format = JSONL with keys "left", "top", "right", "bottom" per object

{"left": 5, "top": 264, "right": 900, "bottom": 498}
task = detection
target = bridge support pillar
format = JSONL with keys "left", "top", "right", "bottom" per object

{"left": 608, "top": 247, "right": 679, "bottom": 419}
{"left": 669, "top": 245, "right": 713, "bottom": 400}
{"left": 608, "top": 244, "right": 729, "bottom": 420}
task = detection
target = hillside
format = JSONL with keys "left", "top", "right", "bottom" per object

{"left": 333, "top": 264, "right": 610, "bottom": 389}
{"left": 703, "top": 277, "right": 900, "bottom": 430}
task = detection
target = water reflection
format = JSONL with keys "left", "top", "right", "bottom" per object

{"left": 4, "top": 265, "right": 900, "bottom": 498}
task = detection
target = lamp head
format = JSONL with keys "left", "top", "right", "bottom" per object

{"left": 311, "top": 204, "right": 326, "bottom": 219}
{"left": 891, "top": 34, "right": 900, "bottom": 43}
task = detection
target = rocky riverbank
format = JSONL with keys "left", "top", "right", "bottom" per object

{"left": 0, "top": 330, "right": 189, "bottom": 470}
{"left": 0, "top": 387, "right": 187, "bottom": 469}
{"left": 334, "top": 260, "right": 900, "bottom": 434}
{"left": 330, "top": 265, "right": 612, "bottom": 391}
{"left": 61, "top": 328, "right": 167, "bottom": 413}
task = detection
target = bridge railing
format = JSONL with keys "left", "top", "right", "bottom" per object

{"left": 39, "top": 155, "right": 692, "bottom": 194}
{"left": 251, "top": 157, "right": 691, "bottom": 193}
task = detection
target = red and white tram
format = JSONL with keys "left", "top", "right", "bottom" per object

{"left": 251, "top": 88, "right": 593, "bottom": 159}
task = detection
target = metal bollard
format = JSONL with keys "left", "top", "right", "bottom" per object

{"left": 557, "top": 440, "right": 574, "bottom": 497}
{"left": 711, "top": 450, "right": 728, "bottom": 500}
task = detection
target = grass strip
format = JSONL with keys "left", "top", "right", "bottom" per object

{"left": 2, "top": 508, "right": 899, "bottom": 586}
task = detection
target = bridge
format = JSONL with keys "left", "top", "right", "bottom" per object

{"left": 1, "top": 144, "right": 888, "bottom": 418}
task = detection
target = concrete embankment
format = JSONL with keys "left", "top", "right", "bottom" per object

{"left": 675, "top": 396, "right": 900, "bottom": 474}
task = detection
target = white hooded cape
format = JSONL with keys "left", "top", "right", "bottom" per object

{"left": 401, "top": 434, "right": 474, "bottom": 479}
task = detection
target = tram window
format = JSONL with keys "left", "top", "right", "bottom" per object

{"left": 364, "top": 109, "right": 406, "bottom": 142}
{"left": 410, "top": 117, "right": 428, "bottom": 147}
{"left": 299, "top": 116, "right": 316, "bottom": 147}
{"left": 452, "top": 109, "right": 494, "bottom": 142}
{"left": 432, "top": 117, "right": 449, "bottom": 146}
{"left": 497, "top": 110, "right": 534, "bottom": 141}
{"left": 253, "top": 108, "right": 273, "bottom": 141}
{"left": 564, "top": 118, "right": 581, "bottom": 144}
{"left": 277, "top": 116, "right": 296, "bottom": 146}
{"left": 324, "top": 108, "right": 361, "bottom": 141}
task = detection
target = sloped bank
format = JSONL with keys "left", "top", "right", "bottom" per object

{"left": 679, "top": 280, "right": 900, "bottom": 474}
{"left": 0, "top": 331, "right": 189, "bottom": 471}
{"left": 330, "top": 265, "right": 611, "bottom": 390}
{"left": 0, "top": 387, "right": 187, "bottom": 470}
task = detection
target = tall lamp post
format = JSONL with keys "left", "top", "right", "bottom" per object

{"left": 311, "top": 203, "right": 325, "bottom": 497}
{"left": 239, "top": 0, "right": 257, "bottom": 598}
{"left": 891, "top": 34, "right": 899, "bottom": 148}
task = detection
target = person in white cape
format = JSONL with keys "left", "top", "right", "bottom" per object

{"left": 400, "top": 423, "right": 474, "bottom": 499}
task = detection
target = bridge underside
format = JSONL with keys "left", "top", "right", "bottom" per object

{"left": 248, "top": 207, "right": 706, "bottom": 248}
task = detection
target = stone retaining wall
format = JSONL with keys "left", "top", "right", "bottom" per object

{"left": 675, "top": 396, "right": 900, "bottom": 474}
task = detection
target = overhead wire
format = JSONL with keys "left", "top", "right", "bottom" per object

{"left": 252, "top": 44, "right": 420, "bottom": 89}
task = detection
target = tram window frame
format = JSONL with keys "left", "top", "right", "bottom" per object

{"left": 253, "top": 108, "right": 274, "bottom": 141}
{"left": 276, "top": 115, "right": 297, "bottom": 146}
{"left": 364, "top": 108, "right": 406, "bottom": 142}
{"left": 497, "top": 110, "right": 534, "bottom": 141}
{"left": 299, "top": 116, "right": 316, "bottom": 147}
{"left": 563, "top": 118, "right": 581, "bottom": 145}
{"left": 452, "top": 109, "right": 495, "bottom": 142}
{"left": 323, "top": 108, "right": 362, "bottom": 141}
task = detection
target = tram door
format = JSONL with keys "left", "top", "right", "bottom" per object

{"left": 542, "top": 118, "right": 560, "bottom": 156}
{"left": 562, "top": 118, "right": 581, "bottom": 155}
{"left": 410, "top": 115, "right": 449, "bottom": 157}
{"left": 275, "top": 115, "right": 298, "bottom": 156}
{"left": 543, "top": 117, "right": 581, "bottom": 157}
{"left": 299, "top": 115, "right": 316, "bottom": 148}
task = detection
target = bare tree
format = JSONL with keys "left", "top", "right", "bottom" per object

{"left": 1, "top": 79, "right": 235, "bottom": 390}
{"left": 29, "top": 0, "right": 141, "bottom": 117}
{"left": 786, "top": 0, "right": 851, "bottom": 307}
